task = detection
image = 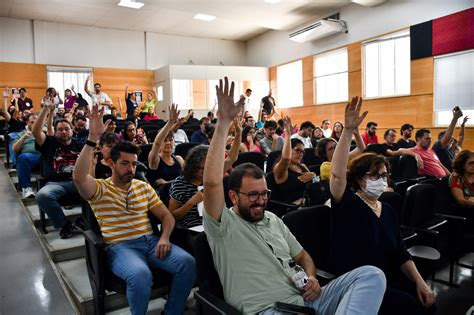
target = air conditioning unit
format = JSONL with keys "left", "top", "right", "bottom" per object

{"left": 289, "top": 19, "right": 347, "bottom": 43}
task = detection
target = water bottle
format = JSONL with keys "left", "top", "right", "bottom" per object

{"left": 289, "top": 261, "right": 308, "bottom": 290}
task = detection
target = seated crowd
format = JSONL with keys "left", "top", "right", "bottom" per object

{"left": 1, "top": 75, "right": 472, "bottom": 315}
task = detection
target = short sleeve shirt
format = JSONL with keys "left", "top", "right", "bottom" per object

{"left": 409, "top": 147, "right": 446, "bottom": 177}
{"left": 203, "top": 208, "right": 304, "bottom": 314}
{"left": 169, "top": 175, "right": 201, "bottom": 227}
{"left": 290, "top": 133, "right": 312, "bottom": 148}
{"left": 449, "top": 174, "right": 474, "bottom": 199}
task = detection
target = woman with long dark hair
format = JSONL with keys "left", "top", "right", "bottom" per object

{"left": 450, "top": 149, "right": 474, "bottom": 206}
{"left": 121, "top": 121, "right": 148, "bottom": 145}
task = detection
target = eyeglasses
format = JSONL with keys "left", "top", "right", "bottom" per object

{"left": 126, "top": 129, "right": 135, "bottom": 132}
{"left": 235, "top": 189, "right": 271, "bottom": 202}
{"left": 366, "top": 172, "right": 389, "bottom": 181}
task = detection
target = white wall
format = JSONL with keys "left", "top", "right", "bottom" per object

{"left": 145, "top": 32, "right": 247, "bottom": 69}
{"left": 0, "top": 17, "right": 247, "bottom": 70}
{"left": 246, "top": 0, "right": 474, "bottom": 67}
{"left": 0, "top": 17, "right": 35, "bottom": 63}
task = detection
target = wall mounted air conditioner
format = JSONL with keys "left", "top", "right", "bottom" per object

{"left": 289, "top": 19, "right": 347, "bottom": 43}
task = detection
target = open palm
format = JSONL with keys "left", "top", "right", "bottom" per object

{"left": 344, "top": 96, "right": 367, "bottom": 130}
{"left": 168, "top": 103, "right": 180, "bottom": 124}
{"left": 89, "top": 103, "right": 110, "bottom": 139}
{"left": 216, "top": 77, "right": 245, "bottom": 122}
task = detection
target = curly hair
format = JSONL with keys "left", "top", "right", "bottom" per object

{"left": 452, "top": 150, "right": 474, "bottom": 177}
{"left": 122, "top": 121, "right": 136, "bottom": 141}
{"left": 183, "top": 145, "right": 209, "bottom": 181}
{"left": 347, "top": 153, "right": 390, "bottom": 190}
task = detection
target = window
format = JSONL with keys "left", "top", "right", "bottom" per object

{"left": 47, "top": 67, "right": 92, "bottom": 105}
{"left": 363, "top": 30, "right": 410, "bottom": 98}
{"left": 277, "top": 60, "right": 303, "bottom": 108}
{"left": 434, "top": 50, "right": 474, "bottom": 126}
{"left": 156, "top": 86, "right": 164, "bottom": 101}
{"left": 314, "top": 48, "right": 348, "bottom": 104}
{"left": 172, "top": 80, "right": 193, "bottom": 109}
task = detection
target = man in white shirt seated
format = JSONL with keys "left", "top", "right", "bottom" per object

{"left": 291, "top": 121, "right": 315, "bottom": 149}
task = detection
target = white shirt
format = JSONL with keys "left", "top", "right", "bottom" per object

{"left": 91, "top": 92, "right": 112, "bottom": 114}
{"left": 291, "top": 133, "right": 313, "bottom": 148}
{"left": 322, "top": 128, "right": 332, "bottom": 138}
{"left": 173, "top": 129, "right": 189, "bottom": 148}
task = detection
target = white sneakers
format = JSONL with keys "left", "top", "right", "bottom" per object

{"left": 22, "top": 187, "right": 35, "bottom": 199}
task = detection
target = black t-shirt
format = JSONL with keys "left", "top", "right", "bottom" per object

{"left": 330, "top": 188, "right": 411, "bottom": 281}
{"left": 397, "top": 139, "right": 416, "bottom": 149}
{"left": 432, "top": 140, "right": 454, "bottom": 172}
{"left": 261, "top": 96, "right": 275, "bottom": 115}
{"left": 73, "top": 129, "right": 89, "bottom": 147}
{"left": 95, "top": 161, "right": 112, "bottom": 179}
{"left": 35, "top": 136, "right": 82, "bottom": 181}
{"left": 381, "top": 143, "right": 399, "bottom": 156}
{"left": 12, "top": 98, "right": 34, "bottom": 112}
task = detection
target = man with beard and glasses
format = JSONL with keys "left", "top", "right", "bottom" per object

{"left": 202, "top": 77, "right": 386, "bottom": 315}
{"left": 397, "top": 123, "right": 416, "bottom": 149}
{"left": 73, "top": 104, "right": 196, "bottom": 315}
{"left": 361, "top": 121, "right": 379, "bottom": 146}
{"left": 33, "top": 100, "right": 82, "bottom": 239}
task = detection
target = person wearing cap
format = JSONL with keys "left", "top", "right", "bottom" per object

{"left": 361, "top": 121, "right": 379, "bottom": 146}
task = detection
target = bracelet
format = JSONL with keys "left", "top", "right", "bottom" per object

{"left": 85, "top": 140, "right": 97, "bottom": 147}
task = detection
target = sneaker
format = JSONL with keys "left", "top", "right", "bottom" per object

{"left": 22, "top": 187, "right": 35, "bottom": 199}
{"left": 74, "top": 217, "right": 86, "bottom": 232}
{"left": 59, "top": 221, "right": 73, "bottom": 239}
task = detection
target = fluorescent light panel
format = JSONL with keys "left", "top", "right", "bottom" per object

{"left": 118, "top": 0, "right": 144, "bottom": 9}
{"left": 193, "top": 13, "right": 216, "bottom": 21}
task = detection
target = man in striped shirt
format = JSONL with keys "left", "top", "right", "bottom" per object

{"left": 73, "top": 104, "right": 195, "bottom": 315}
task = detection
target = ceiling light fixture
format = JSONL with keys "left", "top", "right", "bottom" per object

{"left": 118, "top": 0, "right": 144, "bottom": 9}
{"left": 264, "top": 0, "right": 281, "bottom": 3}
{"left": 193, "top": 13, "right": 216, "bottom": 21}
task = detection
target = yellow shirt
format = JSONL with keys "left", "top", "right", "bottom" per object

{"left": 89, "top": 178, "right": 163, "bottom": 244}
{"left": 142, "top": 99, "right": 156, "bottom": 112}
{"left": 320, "top": 161, "right": 332, "bottom": 181}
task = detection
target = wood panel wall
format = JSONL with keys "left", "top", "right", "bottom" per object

{"left": 271, "top": 43, "right": 474, "bottom": 150}
{"left": 0, "top": 62, "right": 155, "bottom": 118}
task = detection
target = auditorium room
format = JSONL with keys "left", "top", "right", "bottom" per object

{"left": 1, "top": 0, "right": 473, "bottom": 314}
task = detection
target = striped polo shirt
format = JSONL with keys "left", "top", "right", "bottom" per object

{"left": 89, "top": 178, "right": 163, "bottom": 244}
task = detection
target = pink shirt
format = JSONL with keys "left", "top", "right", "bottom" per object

{"left": 410, "top": 147, "right": 446, "bottom": 177}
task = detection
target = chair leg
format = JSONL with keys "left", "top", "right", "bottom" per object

{"left": 40, "top": 210, "right": 48, "bottom": 234}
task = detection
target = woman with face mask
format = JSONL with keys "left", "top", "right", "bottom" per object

{"left": 329, "top": 97, "right": 435, "bottom": 315}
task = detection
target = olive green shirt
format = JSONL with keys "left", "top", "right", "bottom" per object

{"left": 203, "top": 207, "right": 304, "bottom": 314}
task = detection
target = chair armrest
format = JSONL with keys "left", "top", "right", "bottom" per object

{"left": 268, "top": 200, "right": 299, "bottom": 211}
{"left": 316, "top": 269, "right": 335, "bottom": 281}
{"left": 83, "top": 230, "right": 107, "bottom": 248}
{"left": 194, "top": 290, "right": 241, "bottom": 315}
{"left": 402, "top": 225, "right": 439, "bottom": 236}
{"left": 275, "top": 302, "right": 315, "bottom": 315}
{"left": 436, "top": 213, "right": 466, "bottom": 222}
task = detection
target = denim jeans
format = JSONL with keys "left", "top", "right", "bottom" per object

{"left": 8, "top": 131, "right": 21, "bottom": 167}
{"left": 259, "top": 266, "right": 386, "bottom": 315}
{"left": 107, "top": 235, "right": 196, "bottom": 315}
{"left": 17, "top": 152, "right": 40, "bottom": 189}
{"left": 35, "top": 181, "right": 79, "bottom": 228}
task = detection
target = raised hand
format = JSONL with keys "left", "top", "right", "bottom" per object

{"left": 282, "top": 115, "right": 292, "bottom": 136}
{"left": 452, "top": 106, "right": 463, "bottom": 120}
{"left": 71, "top": 84, "right": 75, "bottom": 91}
{"left": 215, "top": 77, "right": 245, "bottom": 123}
{"left": 344, "top": 96, "right": 367, "bottom": 130}
{"left": 3, "top": 87, "right": 10, "bottom": 98}
{"left": 88, "top": 103, "right": 110, "bottom": 141}
{"left": 232, "top": 116, "right": 242, "bottom": 135}
{"left": 168, "top": 103, "right": 180, "bottom": 124}
{"left": 461, "top": 116, "right": 469, "bottom": 126}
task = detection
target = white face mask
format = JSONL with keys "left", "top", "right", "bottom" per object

{"left": 362, "top": 178, "right": 388, "bottom": 199}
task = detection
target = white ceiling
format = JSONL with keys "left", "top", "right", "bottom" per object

{"left": 0, "top": 0, "right": 353, "bottom": 41}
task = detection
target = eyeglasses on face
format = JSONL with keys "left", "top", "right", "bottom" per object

{"left": 365, "top": 172, "right": 389, "bottom": 181}
{"left": 235, "top": 189, "right": 271, "bottom": 202}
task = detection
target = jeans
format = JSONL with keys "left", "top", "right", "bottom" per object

{"left": 35, "top": 181, "right": 79, "bottom": 228}
{"left": 107, "top": 235, "right": 196, "bottom": 315}
{"left": 8, "top": 131, "right": 21, "bottom": 167}
{"left": 17, "top": 152, "right": 40, "bottom": 189}
{"left": 260, "top": 266, "right": 386, "bottom": 315}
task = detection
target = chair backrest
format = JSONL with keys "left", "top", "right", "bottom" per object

{"left": 158, "top": 181, "right": 172, "bottom": 207}
{"left": 146, "top": 129, "right": 160, "bottom": 142}
{"left": 304, "top": 180, "right": 330, "bottom": 206}
{"left": 140, "top": 124, "right": 160, "bottom": 134}
{"left": 303, "top": 148, "right": 323, "bottom": 167}
{"left": 400, "top": 155, "right": 419, "bottom": 179}
{"left": 420, "top": 176, "right": 454, "bottom": 214}
{"left": 194, "top": 232, "right": 225, "bottom": 299}
{"left": 365, "top": 144, "right": 386, "bottom": 155}
{"left": 174, "top": 142, "right": 200, "bottom": 160}
{"left": 386, "top": 156, "right": 401, "bottom": 182}
{"left": 308, "top": 164, "right": 321, "bottom": 176}
{"left": 266, "top": 150, "right": 281, "bottom": 173}
{"left": 233, "top": 152, "right": 266, "bottom": 171}
{"left": 402, "top": 183, "right": 437, "bottom": 226}
{"left": 82, "top": 198, "right": 102, "bottom": 235}
{"left": 137, "top": 144, "right": 153, "bottom": 163}
{"left": 222, "top": 175, "right": 233, "bottom": 208}
{"left": 282, "top": 205, "right": 332, "bottom": 271}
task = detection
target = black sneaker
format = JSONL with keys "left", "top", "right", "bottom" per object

{"left": 74, "top": 217, "right": 86, "bottom": 232}
{"left": 59, "top": 221, "right": 73, "bottom": 239}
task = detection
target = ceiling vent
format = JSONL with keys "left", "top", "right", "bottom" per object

{"left": 289, "top": 19, "right": 347, "bottom": 43}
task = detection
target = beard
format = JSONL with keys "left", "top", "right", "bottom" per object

{"left": 116, "top": 171, "right": 134, "bottom": 184}
{"left": 237, "top": 202, "right": 266, "bottom": 223}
